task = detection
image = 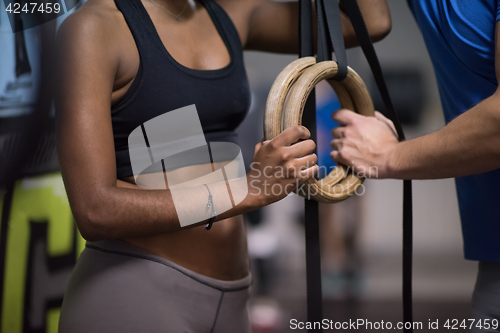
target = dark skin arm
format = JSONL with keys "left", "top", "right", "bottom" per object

{"left": 56, "top": 0, "right": 390, "bottom": 241}
{"left": 56, "top": 9, "right": 317, "bottom": 241}
{"left": 242, "top": 0, "right": 391, "bottom": 53}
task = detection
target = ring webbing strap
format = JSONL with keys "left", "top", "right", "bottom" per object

{"left": 341, "top": 1, "right": 405, "bottom": 140}
{"left": 299, "top": 0, "right": 314, "bottom": 58}
{"left": 299, "top": 1, "right": 414, "bottom": 332}
{"left": 301, "top": 1, "right": 351, "bottom": 330}
{"left": 340, "top": 2, "right": 414, "bottom": 331}
{"left": 299, "top": 0, "right": 324, "bottom": 329}
{"left": 320, "top": 0, "right": 347, "bottom": 79}
{"left": 316, "top": 0, "right": 330, "bottom": 63}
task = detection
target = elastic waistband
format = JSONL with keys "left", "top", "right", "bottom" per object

{"left": 86, "top": 239, "right": 252, "bottom": 292}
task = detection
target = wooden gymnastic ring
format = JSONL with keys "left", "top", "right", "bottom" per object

{"left": 264, "top": 57, "right": 317, "bottom": 139}
{"left": 264, "top": 57, "right": 375, "bottom": 203}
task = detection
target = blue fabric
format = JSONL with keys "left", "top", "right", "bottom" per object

{"left": 407, "top": 0, "right": 500, "bottom": 262}
{"left": 316, "top": 92, "right": 340, "bottom": 178}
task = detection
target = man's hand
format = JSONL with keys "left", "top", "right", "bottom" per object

{"left": 330, "top": 109, "right": 399, "bottom": 179}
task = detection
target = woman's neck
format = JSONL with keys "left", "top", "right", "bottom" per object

{"left": 145, "top": 0, "right": 197, "bottom": 21}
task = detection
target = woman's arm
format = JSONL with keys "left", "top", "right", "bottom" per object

{"left": 56, "top": 9, "right": 318, "bottom": 241}
{"left": 241, "top": 0, "right": 391, "bottom": 53}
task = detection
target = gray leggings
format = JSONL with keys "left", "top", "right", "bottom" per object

{"left": 59, "top": 239, "right": 252, "bottom": 333}
{"left": 470, "top": 262, "right": 500, "bottom": 333}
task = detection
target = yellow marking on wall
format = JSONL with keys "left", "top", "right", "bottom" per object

{"left": 1, "top": 173, "right": 83, "bottom": 333}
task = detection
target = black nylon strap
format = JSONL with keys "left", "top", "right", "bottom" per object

{"left": 300, "top": 2, "right": 413, "bottom": 331}
{"left": 299, "top": 1, "right": 324, "bottom": 330}
{"left": 300, "top": 0, "right": 351, "bottom": 329}
{"left": 341, "top": 1, "right": 405, "bottom": 140}
{"left": 299, "top": 0, "right": 314, "bottom": 59}
{"left": 341, "top": 2, "right": 414, "bottom": 331}
{"left": 303, "top": 1, "right": 349, "bottom": 330}
{"left": 303, "top": 198, "right": 322, "bottom": 329}
{"left": 316, "top": 0, "right": 330, "bottom": 62}
{"left": 320, "top": 0, "right": 347, "bottom": 79}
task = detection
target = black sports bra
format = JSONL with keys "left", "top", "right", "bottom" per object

{"left": 112, "top": 0, "right": 251, "bottom": 178}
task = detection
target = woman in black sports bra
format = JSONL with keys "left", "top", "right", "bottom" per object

{"left": 55, "top": 0, "right": 390, "bottom": 331}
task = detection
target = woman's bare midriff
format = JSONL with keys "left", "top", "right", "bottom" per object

{"left": 120, "top": 162, "right": 250, "bottom": 282}
{"left": 108, "top": 1, "right": 250, "bottom": 281}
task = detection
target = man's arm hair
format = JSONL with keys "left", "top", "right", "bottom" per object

{"left": 384, "top": 22, "right": 500, "bottom": 179}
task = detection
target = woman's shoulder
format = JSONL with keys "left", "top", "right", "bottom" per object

{"left": 59, "top": 0, "right": 124, "bottom": 41}
{"left": 57, "top": 0, "right": 128, "bottom": 57}
{"left": 56, "top": 0, "right": 127, "bottom": 73}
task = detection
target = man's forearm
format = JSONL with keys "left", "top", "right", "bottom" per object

{"left": 387, "top": 91, "right": 500, "bottom": 179}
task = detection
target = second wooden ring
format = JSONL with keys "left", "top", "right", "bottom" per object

{"left": 264, "top": 57, "right": 375, "bottom": 203}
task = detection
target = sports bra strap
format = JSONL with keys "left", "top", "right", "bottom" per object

{"left": 114, "top": 0, "right": 157, "bottom": 55}
{"left": 201, "top": 0, "right": 244, "bottom": 52}
{"left": 114, "top": 0, "right": 243, "bottom": 64}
